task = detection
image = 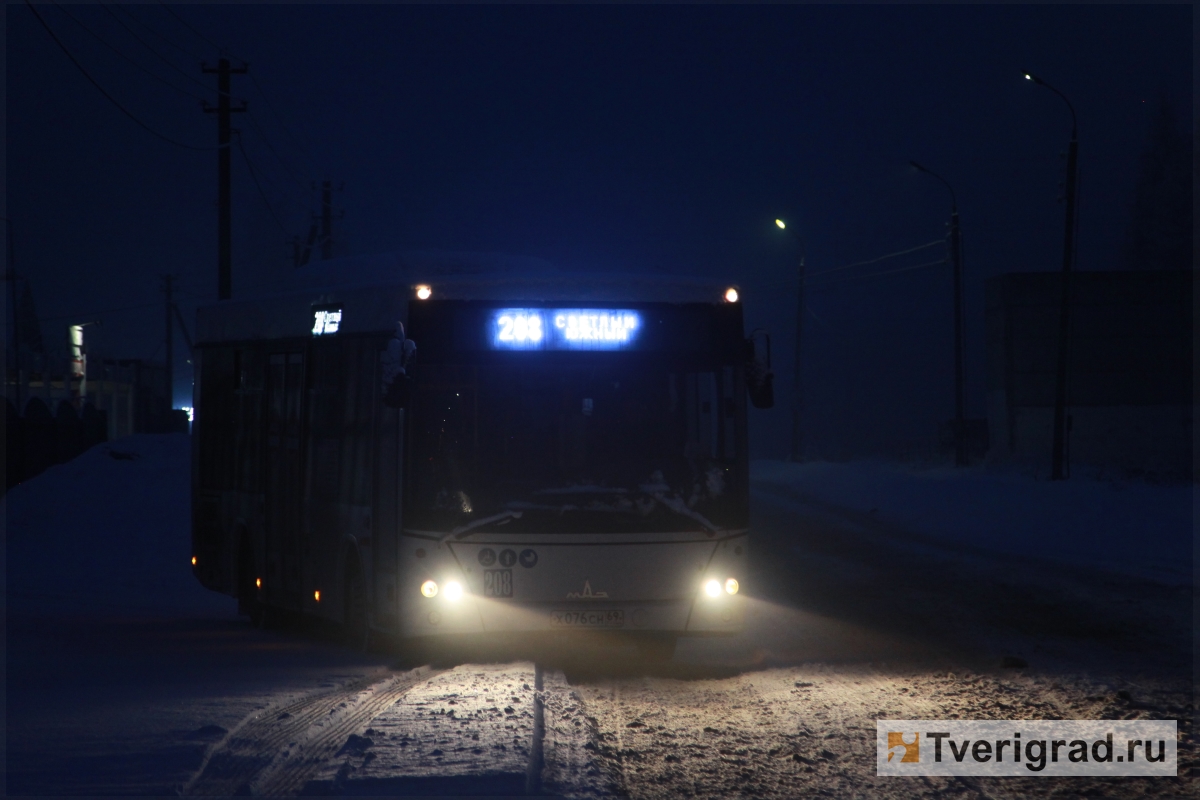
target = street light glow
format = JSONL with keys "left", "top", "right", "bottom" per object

{"left": 775, "top": 219, "right": 786, "bottom": 229}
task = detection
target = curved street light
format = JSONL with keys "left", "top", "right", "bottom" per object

{"left": 774, "top": 218, "right": 805, "bottom": 462}
{"left": 910, "top": 161, "right": 967, "bottom": 467}
{"left": 1025, "top": 71, "right": 1079, "bottom": 481}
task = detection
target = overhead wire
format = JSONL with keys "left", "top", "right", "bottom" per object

{"left": 120, "top": 2, "right": 206, "bottom": 63}
{"left": 156, "top": 0, "right": 227, "bottom": 57}
{"left": 244, "top": 110, "right": 313, "bottom": 195}
{"left": 50, "top": 1, "right": 211, "bottom": 104}
{"left": 236, "top": 131, "right": 294, "bottom": 236}
{"left": 805, "top": 258, "right": 948, "bottom": 288}
{"left": 24, "top": 0, "right": 221, "bottom": 151}
{"left": 99, "top": 1, "right": 220, "bottom": 96}
{"left": 246, "top": 70, "right": 318, "bottom": 167}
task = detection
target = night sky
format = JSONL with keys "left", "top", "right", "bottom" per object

{"left": 8, "top": 4, "right": 1192, "bottom": 459}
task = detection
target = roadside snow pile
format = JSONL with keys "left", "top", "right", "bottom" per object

{"left": 3, "top": 433, "right": 234, "bottom": 617}
{"left": 752, "top": 459, "right": 1193, "bottom": 585}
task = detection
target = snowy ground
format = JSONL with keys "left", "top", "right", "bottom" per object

{"left": 4, "top": 436, "right": 1194, "bottom": 796}
{"left": 751, "top": 458, "right": 1194, "bottom": 586}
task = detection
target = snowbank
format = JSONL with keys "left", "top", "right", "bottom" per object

{"left": 3, "top": 433, "right": 234, "bottom": 617}
{"left": 751, "top": 459, "right": 1194, "bottom": 586}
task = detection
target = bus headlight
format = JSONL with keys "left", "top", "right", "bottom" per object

{"left": 443, "top": 580, "right": 464, "bottom": 602}
{"left": 725, "top": 578, "right": 739, "bottom": 595}
{"left": 704, "top": 579, "right": 722, "bottom": 598}
{"left": 420, "top": 580, "right": 439, "bottom": 598}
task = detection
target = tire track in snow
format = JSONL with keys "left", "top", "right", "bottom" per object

{"left": 184, "top": 666, "right": 439, "bottom": 796}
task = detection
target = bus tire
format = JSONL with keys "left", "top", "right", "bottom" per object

{"left": 636, "top": 634, "right": 677, "bottom": 662}
{"left": 344, "top": 563, "right": 371, "bottom": 652}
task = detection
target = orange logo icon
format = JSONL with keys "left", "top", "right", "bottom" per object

{"left": 887, "top": 732, "right": 919, "bottom": 763}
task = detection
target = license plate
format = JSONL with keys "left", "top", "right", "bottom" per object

{"left": 550, "top": 609, "right": 625, "bottom": 627}
{"left": 483, "top": 569, "right": 513, "bottom": 598}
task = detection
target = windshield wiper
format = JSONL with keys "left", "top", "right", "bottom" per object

{"left": 443, "top": 510, "right": 523, "bottom": 541}
{"left": 645, "top": 491, "right": 721, "bottom": 534}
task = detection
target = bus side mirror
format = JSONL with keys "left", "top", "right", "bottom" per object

{"left": 745, "top": 329, "right": 774, "bottom": 409}
{"left": 382, "top": 322, "right": 416, "bottom": 409}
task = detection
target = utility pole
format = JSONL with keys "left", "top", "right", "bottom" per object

{"left": 1050, "top": 129, "right": 1079, "bottom": 480}
{"left": 949, "top": 206, "right": 967, "bottom": 467}
{"left": 316, "top": 180, "right": 344, "bottom": 260}
{"left": 791, "top": 242, "right": 806, "bottom": 462}
{"left": 911, "top": 160, "right": 968, "bottom": 467}
{"left": 774, "top": 218, "right": 806, "bottom": 462}
{"left": 202, "top": 57, "right": 248, "bottom": 300}
{"left": 163, "top": 275, "right": 175, "bottom": 414}
{"left": 1025, "top": 72, "right": 1079, "bottom": 481}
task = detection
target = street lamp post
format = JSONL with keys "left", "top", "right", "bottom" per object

{"left": 1025, "top": 72, "right": 1079, "bottom": 481}
{"left": 910, "top": 161, "right": 967, "bottom": 467}
{"left": 775, "top": 219, "right": 805, "bottom": 462}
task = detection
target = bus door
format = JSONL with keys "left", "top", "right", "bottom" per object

{"left": 265, "top": 352, "right": 306, "bottom": 607}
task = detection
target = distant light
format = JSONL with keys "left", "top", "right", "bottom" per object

{"left": 181, "top": 406, "right": 194, "bottom": 422}
{"left": 314, "top": 590, "right": 321, "bottom": 602}
{"left": 421, "top": 580, "right": 439, "bottom": 598}
{"left": 255, "top": 577, "right": 262, "bottom": 589}
{"left": 775, "top": 219, "right": 786, "bottom": 229}
{"left": 415, "top": 284, "right": 432, "bottom": 300}
{"left": 1024, "top": 73, "right": 1032, "bottom": 80}
{"left": 725, "top": 578, "right": 739, "bottom": 595}
{"left": 724, "top": 287, "right": 739, "bottom": 303}
{"left": 191, "top": 556, "right": 197, "bottom": 566}
{"left": 704, "top": 579, "right": 722, "bottom": 598}
{"left": 444, "top": 580, "right": 464, "bottom": 602}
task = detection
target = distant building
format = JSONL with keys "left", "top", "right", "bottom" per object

{"left": 985, "top": 270, "right": 1191, "bottom": 478}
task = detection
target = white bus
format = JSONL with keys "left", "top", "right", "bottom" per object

{"left": 192, "top": 256, "right": 773, "bottom": 657}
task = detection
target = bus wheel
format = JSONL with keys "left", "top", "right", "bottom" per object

{"left": 344, "top": 565, "right": 371, "bottom": 652}
{"left": 636, "top": 634, "right": 677, "bottom": 662}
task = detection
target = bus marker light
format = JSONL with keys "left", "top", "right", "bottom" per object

{"left": 704, "top": 579, "right": 722, "bottom": 598}
{"left": 415, "top": 284, "right": 432, "bottom": 300}
{"left": 724, "top": 287, "right": 739, "bottom": 303}
{"left": 191, "top": 556, "right": 197, "bottom": 566}
{"left": 256, "top": 577, "right": 262, "bottom": 589}
{"left": 444, "top": 581, "right": 464, "bottom": 602}
{"left": 314, "top": 590, "right": 321, "bottom": 602}
{"left": 725, "top": 578, "right": 739, "bottom": 595}
{"left": 421, "top": 580, "right": 439, "bottom": 598}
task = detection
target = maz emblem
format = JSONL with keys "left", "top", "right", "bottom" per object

{"left": 566, "top": 580, "right": 608, "bottom": 599}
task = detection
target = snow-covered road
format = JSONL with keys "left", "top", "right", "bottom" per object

{"left": 4, "top": 435, "right": 1193, "bottom": 796}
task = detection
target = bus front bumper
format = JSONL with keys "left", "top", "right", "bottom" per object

{"left": 403, "top": 595, "right": 744, "bottom": 637}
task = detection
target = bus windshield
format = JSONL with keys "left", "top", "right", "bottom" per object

{"left": 405, "top": 358, "right": 745, "bottom": 535}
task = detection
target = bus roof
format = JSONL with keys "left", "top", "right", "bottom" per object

{"left": 196, "top": 250, "right": 737, "bottom": 344}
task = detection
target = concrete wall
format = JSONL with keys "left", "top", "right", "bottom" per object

{"left": 985, "top": 270, "right": 1191, "bottom": 478}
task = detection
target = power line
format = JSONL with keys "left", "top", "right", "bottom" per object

{"left": 806, "top": 258, "right": 947, "bottom": 288}
{"left": 245, "top": 109, "right": 312, "bottom": 194}
{"left": 762, "top": 239, "right": 945, "bottom": 288}
{"left": 808, "top": 239, "right": 943, "bottom": 279}
{"left": 50, "top": 1, "right": 211, "bottom": 103}
{"left": 99, "top": 1, "right": 220, "bottom": 96}
{"left": 247, "top": 70, "right": 317, "bottom": 167}
{"left": 24, "top": 0, "right": 221, "bottom": 151}
{"left": 122, "top": 2, "right": 206, "bottom": 62}
{"left": 156, "top": 0, "right": 228, "bottom": 57}
{"left": 39, "top": 300, "right": 161, "bottom": 323}
{"left": 237, "top": 128, "right": 313, "bottom": 218}
{"left": 236, "top": 132, "right": 293, "bottom": 236}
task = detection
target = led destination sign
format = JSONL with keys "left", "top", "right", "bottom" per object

{"left": 491, "top": 309, "right": 642, "bottom": 350}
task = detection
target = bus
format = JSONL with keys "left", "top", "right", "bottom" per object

{"left": 191, "top": 257, "right": 773, "bottom": 657}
